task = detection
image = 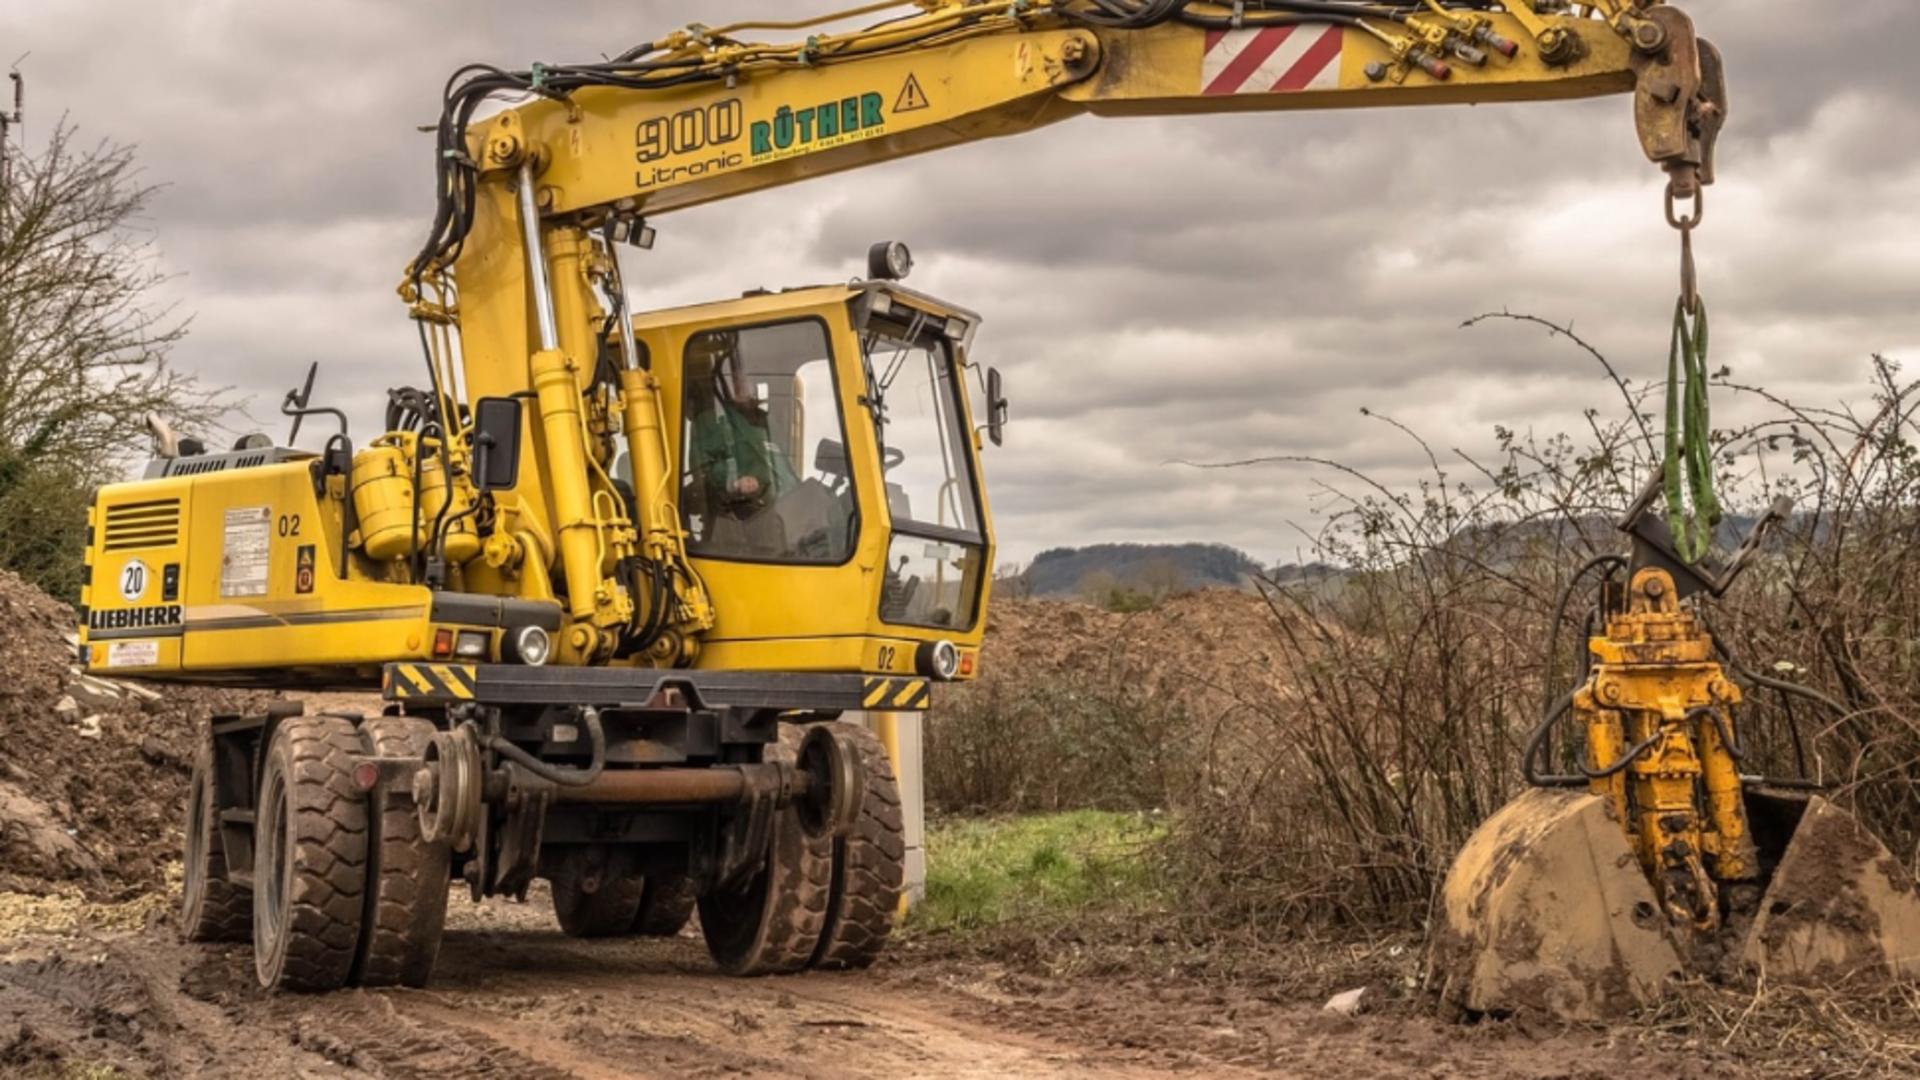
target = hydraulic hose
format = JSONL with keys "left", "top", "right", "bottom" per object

{"left": 483, "top": 706, "right": 607, "bottom": 787}
{"left": 1582, "top": 728, "right": 1663, "bottom": 780}
{"left": 1523, "top": 689, "right": 1586, "bottom": 788}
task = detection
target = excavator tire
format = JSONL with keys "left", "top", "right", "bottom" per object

{"left": 699, "top": 729, "right": 832, "bottom": 975}
{"left": 552, "top": 847, "right": 647, "bottom": 938}
{"left": 253, "top": 714, "right": 369, "bottom": 992}
{"left": 631, "top": 873, "right": 699, "bottom": 937}
{"left": 809, "top": 722, "right": 905, "bottom": 970}
{"left": 181, "top": 735, "right": 250, "bottom": 943}
{"left": 351, "top": 716, "right": 450, "bottom": 988}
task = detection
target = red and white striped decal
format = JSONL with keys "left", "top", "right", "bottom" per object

{"left": 1201, "top": 25, "right": 1344, "bottom": 96}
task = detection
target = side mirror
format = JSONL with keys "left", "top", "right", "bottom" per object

{"left": 986, "top": 368, "right": 1009, "bottom": 448}
{"left": 472, "top": 397, "right": 523, "bottom": 492}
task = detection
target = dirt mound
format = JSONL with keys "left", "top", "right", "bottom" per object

{"left": 927, "top": 590, "right": 1304, "bottom": 813}
{"left": 0, "top": 570, "right": 266, "bottom": 901}
{"left": 974, "top": 590, "right": 1294, "bottom": 706}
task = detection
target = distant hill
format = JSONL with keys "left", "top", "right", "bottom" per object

{"left": 1019, "top": 543, "right": 1264, "bottom": 599}
{"left": 1008, "top": 509, "right": 1780, "bottom": 604}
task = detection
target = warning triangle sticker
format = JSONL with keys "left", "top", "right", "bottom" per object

{"left": 895, "top": 73, "right": 930, "bottom": 113}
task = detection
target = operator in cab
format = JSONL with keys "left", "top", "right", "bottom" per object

{"left": 684, "top": 331, "right": 798, "bottom": 557}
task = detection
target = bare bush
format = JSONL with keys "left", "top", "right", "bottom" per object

{"left": 0, "top": 119, "right": 223, "bottom": 597}
{"left": 1163, "top": 320, "right": 1920, "bottom": 929}
{"left": 928, "top": 673, "right": 1194, "bottom": 815}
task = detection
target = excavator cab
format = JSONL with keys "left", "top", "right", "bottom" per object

{"left": 632, "top": 277, "right": 996, "bottom": 687}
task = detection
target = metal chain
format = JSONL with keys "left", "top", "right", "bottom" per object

{"left": 1665, "top": 181, "right": 1704, "bottom": 314}
{"left": 1662, "top": 177, "right": 1718, "bottom": 563}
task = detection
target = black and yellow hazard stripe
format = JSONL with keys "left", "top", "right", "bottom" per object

{"left": 861, "top": 676, "right": 931, "bottom": 711}
{"left": 385, "top": 663, "right": 479, "bottom": 702}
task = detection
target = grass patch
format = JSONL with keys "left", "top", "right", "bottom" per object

{"left": 915, "top": 810, "right": 1167, "bottom": 933}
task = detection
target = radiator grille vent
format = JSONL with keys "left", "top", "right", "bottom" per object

{"left": 102, "top": 499, "right": 182, "bottom": 552}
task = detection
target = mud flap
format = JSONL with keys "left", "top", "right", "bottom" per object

{"left": 1432, "top": 788, "right": 1683, "bottom": 1021}
{"left": 1743, "top": 796, "right": 1920, "bottom": 982}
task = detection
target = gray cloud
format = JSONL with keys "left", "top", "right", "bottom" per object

{"left": 4, "top": 0, "right": 1916, "bottom": 566}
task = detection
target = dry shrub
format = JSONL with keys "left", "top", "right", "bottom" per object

{"left": 925, "top": 675, "right": 1190, "bottom": 813}
{"left": 927, "top": 590, "right": 1300, "bottom": 814}
{"left": 1162, "top": 323, "right": 1920, "bottom": 930}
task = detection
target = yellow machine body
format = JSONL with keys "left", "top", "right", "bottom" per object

{"left": 80, "top": 455, "right": 437, "bottom": 683}
{"left": 80, "top": 279, "right": 991, "bottom": 691}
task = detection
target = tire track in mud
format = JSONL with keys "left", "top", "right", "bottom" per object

{"left": 414, "top": 924, "right": 1176, "bottom": 1080}
{"left": 2, "top": 891, "right": 1732, "bottom": 1079}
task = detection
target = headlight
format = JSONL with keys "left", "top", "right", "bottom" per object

{"left": 507, "top": 625, "right": 552, "bottom": 667}
{"left": 916, "top": 639, "right": 960, "bottom": 681}
{"left": 868, "top": 240, "right": 913, "bottom": 281}
{"left": 454, "top": 630, "right": 491, "bottom": 660}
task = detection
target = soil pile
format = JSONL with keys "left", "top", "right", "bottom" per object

{"left": 0, "top": 571, "right": 264, "bottom": 901}
{"left": 966, "top": 589, "right": 1298, "bottom": 717}
{"left": 927, "top": 589, "right": 1306, "bottom": 813}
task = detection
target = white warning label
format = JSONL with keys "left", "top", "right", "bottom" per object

{"left": 106, "top": 640, "right": 160, "bottom": 668}
{"left": 222, "top": 506, "right": 272, "bottom": 598}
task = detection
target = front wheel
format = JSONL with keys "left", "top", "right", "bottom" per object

{"left": 632, "top": 873, "right": 698, "bottom": 937}
{"left": 809, "top": 722, "right": 905, "bottom": 970}
{"left": 699, "top": 731, "right": 832, "bottom": 975}
{"left": 352, "top": 716, "right": 450, "bottom": 988}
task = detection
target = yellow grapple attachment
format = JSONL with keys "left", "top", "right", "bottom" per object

{"left": 1432, "top": 484, "right": 1920, "bottom": 1018}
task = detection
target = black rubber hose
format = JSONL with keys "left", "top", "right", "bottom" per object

{"left": 1523, "top": 689, "right": 1586, "bottom": 788}
{"left": 1701, "top": 703, "right": 1745, "bottom": 761}
{"left": 1735, "top": 664, "right": 1851, "bottom": 718}
{"left": 1541, "top": 554, "right": 1628, "bottom": 720}
{"left": 1581, "top": 729, "right": 1663, "bottom": 780}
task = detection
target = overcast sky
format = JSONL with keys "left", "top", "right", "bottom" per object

{"left": 5, "top": 1, "right": 1916, "bottom": 566}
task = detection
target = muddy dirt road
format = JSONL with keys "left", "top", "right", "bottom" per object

{"left": 0, "top": 885, "right": 1737, "bottom": 1080}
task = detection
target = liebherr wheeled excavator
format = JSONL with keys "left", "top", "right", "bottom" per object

{"left": 76, "top": 0, "right": 1918, "bottom": 1011}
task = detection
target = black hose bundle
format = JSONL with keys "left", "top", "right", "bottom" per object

{"left": 407, "top": 2, "right": 1487, "bottom": 283}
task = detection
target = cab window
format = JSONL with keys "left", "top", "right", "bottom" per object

{"left": 680, "top": 320, "right": 857, "bottom": 564}
{"left": 858, "top": 311, "right": 986, "bottom": 631}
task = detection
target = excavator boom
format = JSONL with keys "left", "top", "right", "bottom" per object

{"left": 457, "top": 2, "right": 1720, "bottom": 222}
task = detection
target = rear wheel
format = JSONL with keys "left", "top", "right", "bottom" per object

{"left": 181, "top": 737, "right": 250, "bottom": 943}
{"left": 253, "top": 715, "right": 369, "bottom": 992}
{"left": 552, "top": 847, "right": 647, "bottom": 938}
{"left": 632, "top": 873, "right": 698, "bottom": 937}
{"left": 810, "top": 722, "right": 906, "bottom": 970}
{"left": 699, "top": 730, "right": 832, "bottom": 975}
{"left": 351, "top": 716, "right": 450, "bottom": 988}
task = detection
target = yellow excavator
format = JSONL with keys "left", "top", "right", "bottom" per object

{"left": 75, "top": 0, "right": 1916, "bottom": 1008}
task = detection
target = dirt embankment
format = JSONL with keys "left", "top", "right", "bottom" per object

{"left": 0, "top": 570, "right": 265, "bottom": 901}
{"left": 973, "top": 590, "right": 1296, "bottom": 702}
